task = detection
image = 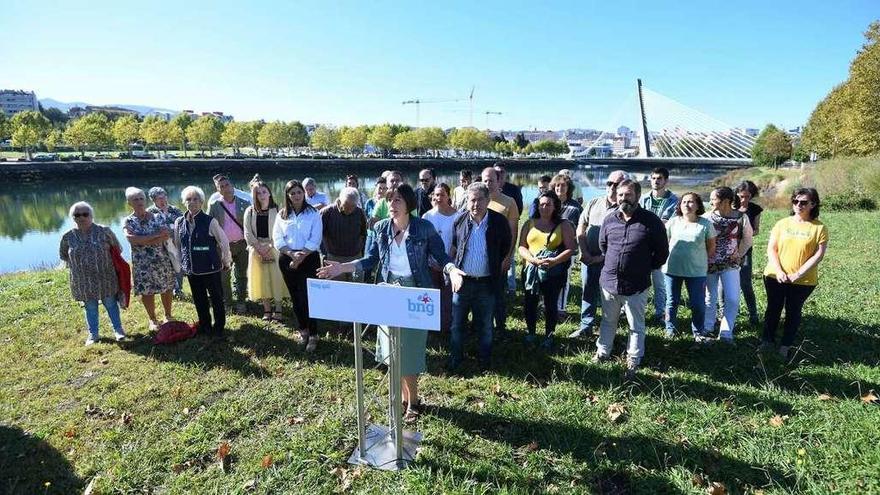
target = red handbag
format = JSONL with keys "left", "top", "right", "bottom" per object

{"left": 153, "top": 320, "right": 199, "bottom": 345}
{"left": 109, "top": 244, "right": 132, "bottom": 309}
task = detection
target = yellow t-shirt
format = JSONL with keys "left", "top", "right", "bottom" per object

{"left": 763, "top": 216, "right": 828, "bottom": 286}
{"left": 525, "top": 221, "right": 563, "bottom": 254}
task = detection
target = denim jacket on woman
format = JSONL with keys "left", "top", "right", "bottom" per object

{"left": 355, "top": 216, "right": 451, "bottom": 289}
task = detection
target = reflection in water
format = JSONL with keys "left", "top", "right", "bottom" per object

{"left": 0, "top": 166, "right": 715, "bottom": 273}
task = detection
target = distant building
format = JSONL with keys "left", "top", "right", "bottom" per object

{"left": 183, "top": 110, "right": 233, "bottom": 123}
{"left": 612, "top": 136, "right": 630, "bottom": 154}
{"left": 69, "top": 105, "right": 139, "bottom": 120}
{"left": 0, "top": 90, "right": 39, "bottom": 117}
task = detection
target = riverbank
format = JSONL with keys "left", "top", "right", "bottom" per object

{"left": 1, "top": 210, "right": 878, "bottom": 494}
{"left": 0, "top": 158, "right": 567, "bottom": 183}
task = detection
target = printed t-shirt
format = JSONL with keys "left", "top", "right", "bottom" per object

{"left": 763, "top": 216, "right": 828, "bottom": 286}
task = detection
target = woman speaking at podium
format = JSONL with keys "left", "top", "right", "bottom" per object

{"left": 318, "top": 184, "right": 465, "bottom": 422}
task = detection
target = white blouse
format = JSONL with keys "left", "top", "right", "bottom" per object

{"left": 387, "top": 229, "right": 413, "bottom": 277}
{"left": 272, "top": 208, "right": 323, "bottom": 252}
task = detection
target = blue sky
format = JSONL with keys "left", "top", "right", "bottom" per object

{"left": 2, "top": 0, "right": 876, "bottom": 131}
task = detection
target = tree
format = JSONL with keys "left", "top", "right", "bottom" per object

{"left": 44, "top": 130, "right": 63, "bottom": 152}
{"left": 802, "top": 21, "right": 880, "bottom": 158}
{"left": 393, "top": 130, "right": 419, "bottom": 153}
{"left": 10, "top": 111, "right": 51, "bottom": 160}
{"left": 514, "top": 132, "right": 530, "bottom": 150}
{"left": 448, "top": 127, "right": 493, "bottom": 154}
{"left": 112, "top": 115, "right": 141, "bottom": 155}
{"left": 244, "top": 121, "right": 263, "bottom": 155}
{"left": 63, "top": 113, "right": 112, "bottom": 159}
{"left": 416, "top": 127, "right": 447, "bottom": 156}
{"left": 41, "top": 107, "right": 68, "bottom": 128}
{"left": 368, "top": 124, "right": 396, "bottom": 156}
{"left": 258, "top": 121, "right": 287, "bottom": 153}
{"left": 339, "top": 125, "right": 369, "bottom": 155}
{"left": 141, "top": 116, "right": 170, "bottom": 156}
{"left": 309, "top": 125, "right": 339, "bottom": 153}
{"left": 752, "top": 124, "right": 792, "bottom": 168}
{"left": 221, "top": 121, "right": 250, "bottom": 155}
{"left": 186, "top": 116, "right": 224, "bottom": 155}
{"left": 170, "top": 113, "right": 194, "bottom": 157}
{"left": 285, "top": 121, "right": 309, "bottom": 149}
{"left": 0, "top": 112, "right": 8, "bottom": 140}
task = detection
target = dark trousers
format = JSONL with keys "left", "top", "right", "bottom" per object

{"left": 279, "top": 252, "right": 319, "bottom": 334}
{"left": 188, "top": 271, "right": 225, "bottom": 334}
{"left": 524, "top": 273, "right": 565, "bottom": 337}
{"left": 493, "top": 283, "right": 508, "bottom": 334}
{"left": 762, "top": 277, "right": 816, "bottom": 346}
{"left": 450, "top": 278, "right": 496, "bottom": 367}
{"left": 740, "top": 249, "right": 759, "bottom": 321}
{"left": 431, "top": 269, "right": 453, "bottom": 333}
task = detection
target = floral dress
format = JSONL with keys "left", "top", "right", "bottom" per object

{"left": 124, "top": 212, "right": 176, "bottom": 295}
{"left": 147, "top": 204, "right": 184, "bottom": 229}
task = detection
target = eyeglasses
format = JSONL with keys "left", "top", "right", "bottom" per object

{"left": 792, "top": 199, "right": 811, "bottom": 206}
{"left": 73, "top": 212, "right": 90, "bottom": 218}
{"left": 419, "top": 178, "right": 431, "bottom": 183}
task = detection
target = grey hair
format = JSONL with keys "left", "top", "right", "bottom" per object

{"left": 125, "top": 187, "right": 146, "bottom": 201}
{"left": 338, "top": 186, "right": 360, "bottom": 204}
{"left": 180, "top": 185, "right": 206, "bottom": 202}
{"left": 467, "top": 181, "right": 489, "bottom": 199}
{"left": 302, "top": 177, "right": 316, "bottom": 188}
{"left": 69, "top": 201, "right": 94, "bottom": 218}
{"left": 148, "top": 186, "right": 167, "bottom": 200}
{"left": 608, "top": 170, "right": 630, "bottom": 182}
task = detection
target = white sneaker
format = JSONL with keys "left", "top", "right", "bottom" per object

{"left": 85, "top": 337, "right": 97, "bottom": 346}
{"left": 114, "top": 330, "right": 127, "bottom": 342}
{"left": 149, "top": 321, "right": 160, "bottom": 331}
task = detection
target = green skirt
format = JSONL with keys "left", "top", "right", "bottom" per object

{"left": 375, "top": 274, "right": 428, "bottom": 375}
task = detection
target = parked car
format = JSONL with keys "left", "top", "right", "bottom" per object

{"left": 131, "top": 150, "right": 155, "bottom": 159}
{"left": 32, "top": 153, "right": 58, "bottom": 162}
{"left": 94, "top": 153, "right": 111, "bottom": 159}
{"left": 165, "top": 153, "right": 177, "bottom": 158}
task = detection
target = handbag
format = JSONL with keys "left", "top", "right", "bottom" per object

{"left": 537, "top": 222, "right": 567, "bottom": 281}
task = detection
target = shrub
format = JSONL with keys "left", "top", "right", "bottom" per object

{"left": 823, "top": 191, "right": 877, "bottom": 211}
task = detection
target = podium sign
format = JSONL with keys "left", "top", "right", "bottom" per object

{"left": 307, "top": 278, "right": 440, "bottom": 470}
{"left": 307, "top": 279, "right": 440, "bottom": 331}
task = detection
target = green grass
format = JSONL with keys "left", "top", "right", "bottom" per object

{"left": 1, "top": 210, "right": 879, "bottom": 494}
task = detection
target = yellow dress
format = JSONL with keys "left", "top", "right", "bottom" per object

{"left": 244, "top": 207, "right": 288, "bottom": 301}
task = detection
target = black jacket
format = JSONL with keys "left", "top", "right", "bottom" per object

{"left": 451, "top": 209, "right": 512, "bottom": 291}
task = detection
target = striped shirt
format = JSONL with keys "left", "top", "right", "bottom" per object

{"left": 461, "top": 213, "right": 490, "bottom": 276}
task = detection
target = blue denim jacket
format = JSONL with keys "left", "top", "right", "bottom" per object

{"left": 355, "top": 216, "right": 451, "bottom": 289}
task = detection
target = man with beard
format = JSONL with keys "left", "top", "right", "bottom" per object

{"left": 593, "top": 179, "right": 668, "bottom": 380}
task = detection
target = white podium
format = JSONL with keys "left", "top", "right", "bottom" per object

{"left": 307, "top": 279, "right": 440, "bottom": 471}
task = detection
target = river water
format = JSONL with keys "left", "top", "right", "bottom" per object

{"left": 0, "top": 164, "right": 719, "bottom": 273}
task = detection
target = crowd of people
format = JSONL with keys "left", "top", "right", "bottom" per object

{"left": 60, "top": 165, "right": 828, "bottom": 419}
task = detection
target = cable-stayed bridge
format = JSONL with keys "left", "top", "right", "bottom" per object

{"left": 572, "top": 80, "right": 755, "bottom": 165}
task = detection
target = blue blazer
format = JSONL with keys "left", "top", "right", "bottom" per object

{"left": 356, "top": 216, "right": 451, "bottom": 289}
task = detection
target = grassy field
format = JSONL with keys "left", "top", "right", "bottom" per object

{"left": 1, "top": 210, "right": 878, "bottom": 494}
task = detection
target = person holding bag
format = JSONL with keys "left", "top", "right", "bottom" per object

{"left": 243, "top": 180, "right": 287, "bottom": 322}
{"left": 519, "top": 191, "right": 576, "bottom": 349}
{"left": 60, "top": 201, "right": 127, "bottom": 346}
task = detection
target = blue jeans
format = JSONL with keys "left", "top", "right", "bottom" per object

{"left": 579, "top": 262, "right": 602, "bottom": 331}
{"left": 450, "top": 278, "right": 496, "bottom": 367}
{"left": 84, "top": 295, "right": 123, "bottom": 340}
{"left": 664, "top": 274, "right": 706, "bottom": 337}
{"left": 650, "top": 268, "right": 666, "bottom": 318}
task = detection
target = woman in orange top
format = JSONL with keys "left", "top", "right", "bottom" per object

{"left": 761, "top": 187, "right": 829, "bottom": 359}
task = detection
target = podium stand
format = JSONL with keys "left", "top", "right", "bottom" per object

{"left": 307, "top": 279, "right": 440, "bottom": 471}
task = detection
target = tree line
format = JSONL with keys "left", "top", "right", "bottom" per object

{"left": 0, "top": 110, "right": 569, "bottom": 160}
{"left": 800, "top": 20, "right": 880, "bottom": 158}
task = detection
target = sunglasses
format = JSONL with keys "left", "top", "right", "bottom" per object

{"left": 792, "top": 199, "right": 811, "bottom": 206}
{"left": 73, "top": 212, "right": 90, "bottom": 218}
{"left": 606, "top": 181, "right": 619, "bottom": 187}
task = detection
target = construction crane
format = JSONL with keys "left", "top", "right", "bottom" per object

{"left": 484, "top": 111, "right": 502, "bottom": 130}
{"left": 468, "top": 86, "right": 475, "bottom": 127}
{"left": 401, "top": 97, "right": 463, "bottom": 127}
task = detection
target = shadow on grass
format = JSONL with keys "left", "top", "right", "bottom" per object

{"left": 120, "top": 322, "right": 360, "bottom": 376}
{"left": 423, "top": 406, "right": 791, "bottom": 493}
{"left": 0, "top": 425, "right": 82, "bottom": 495}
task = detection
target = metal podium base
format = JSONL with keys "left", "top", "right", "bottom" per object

{"left": 347, "top": 423, "right": 423, "bottom": 471}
